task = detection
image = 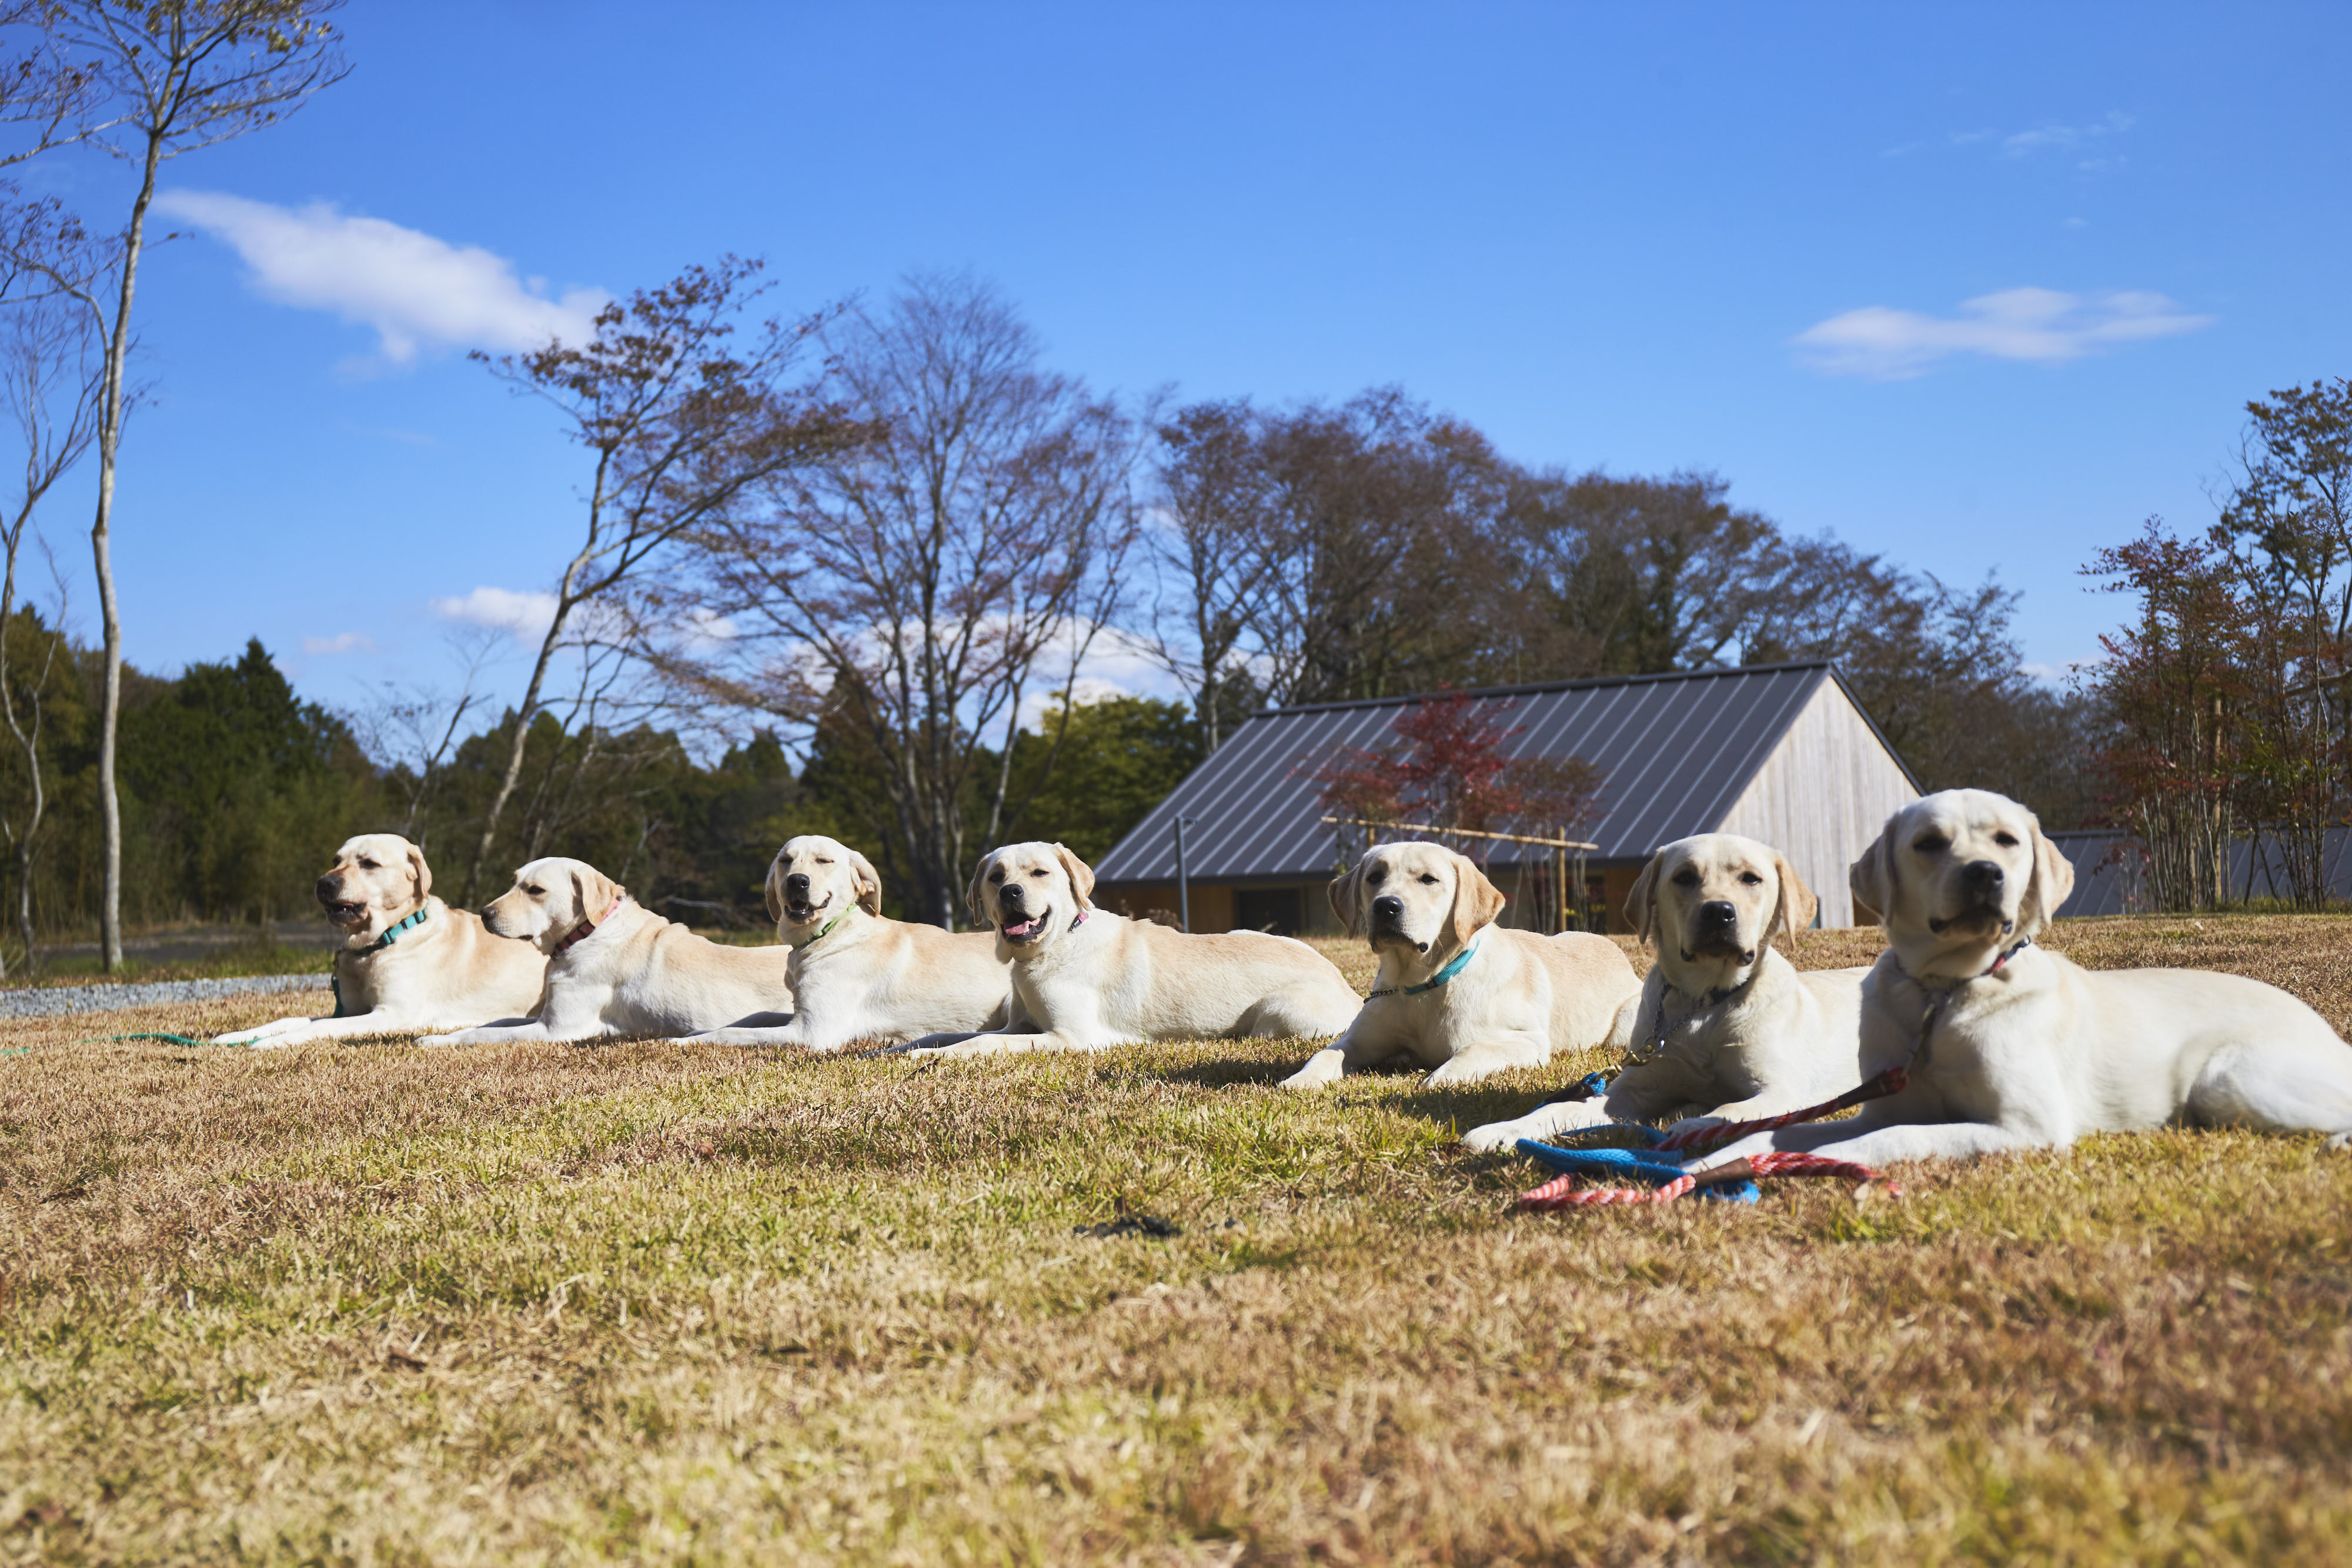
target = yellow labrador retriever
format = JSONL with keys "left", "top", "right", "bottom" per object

{"left": 684, "top": 835, "right": 1014, "bottom": 1049}
{"left": 211, "top": 834, "right": 546, "bottom": 1048}
{"left": 903, "top": 841, "right": 1359, "bottom": 1058}
{"left": 1696, "top": 789, "right": 2352, "bottom": 1175}
{"left": 419, "top": 857, "right": 794, "bottom": 1045}
{"left": 1462, "top": 833, "right": 1867, "bottom": 1146}
{"left": 1282, "top": 841, "right": 1638, "bottom": 1089}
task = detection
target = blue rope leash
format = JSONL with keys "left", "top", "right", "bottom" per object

{"left": 1501, "top": 1070, "right": 1763, "bottom": 1202}
{"left": 1514, "top": 1136, "right": 1762, "bottom": 1203}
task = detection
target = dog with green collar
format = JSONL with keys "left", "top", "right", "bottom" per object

{"left": 901, "top": 840, "right": 1361, "bottom": 1060}
{"left": 682, "top": 835, "right": 1015, "bottom": 1050}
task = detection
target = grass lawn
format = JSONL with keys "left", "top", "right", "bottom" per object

{"left": 4, "top": 914, "right": 2350, "bottom": 1564}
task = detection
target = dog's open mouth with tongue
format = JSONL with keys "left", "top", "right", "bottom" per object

{"left": 1000, "top": 910, "right": 1051, "bottom": 944}
{"left": 324, "top": 898, "right": 369, "bottom": 930}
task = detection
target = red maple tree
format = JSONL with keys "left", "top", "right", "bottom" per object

{"left": 1297, "top": 690, "right": 1605, "bottom": 858}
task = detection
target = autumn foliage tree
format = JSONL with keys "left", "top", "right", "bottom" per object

{"left": 1300, "top": 690, "right": 1604, "bottom": 862}
{"left": 2080, "top": 521, "right": 2250, "bottom": 910}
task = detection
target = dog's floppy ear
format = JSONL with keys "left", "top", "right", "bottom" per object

{"left": 843, "top": 846, "right": 884, "bottom": 915}
{"left": 404, "top": 840, "right": 432, "bottom": 902}
{"left": 967, "top": 851, "right": 997, "bottom": 929}
{"left": 1448, "top": 851, "right": 1508, "bottom": 950}
{"left": 1766, "top": 853, "right": 1818, "bottom": 949}
{"left": 764, "top": 854, "right": 787, "bottom": 924}
{"left": 570, "top": 862, "right": 623, "bottom": 925}
{"left": 1625, "top": 850, "right": 1663, "bottom": 946}
{"left": 1051, "top": 842, "right": 1097, "bottom": 911}
{"left": 1328, "top": 855, "right": 1369, "bottom": 938}
{"left": 1850, "top": 813, "right": 1901, "bottom": 927}
{"left": 2017, "top": 815, "right": 2076, "bottom": 935}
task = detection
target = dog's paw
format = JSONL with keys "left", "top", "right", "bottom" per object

{"left": 415, "top": 1032, "right": 463, "bottom": 1049}
{"left": 2328, "top": 1129, "right": 2351, "bottom": 1152}
{"left": 1277, "top": 1050, "right": 1345, "bottom": 1091}
{"left": 1462, "top": 1099, "right": 1608, "bottom": 1151}
{"left": 1459, "top": 1116, "right": 1533, "bottom": 1152}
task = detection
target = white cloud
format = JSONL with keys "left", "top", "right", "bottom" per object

{"left": 1793, "top": 287, "right": 2213, "bottom": 380}
{"left": 433, "top": 585, "right": 560, "bottom": 638}
{"left": 430, "top": 585, "right": 643, "bottom": 649}
{"left": 683, "top": 609, "right": 737, "bottom": 647}
{"left": 2003, "top": 111, "right": 2133, "bottom": 157}
{"left": 154, "top": 189, "right": 606, "bottom": 364}
{"left": 301, "top": 631, "right": 373, "bottom": 655}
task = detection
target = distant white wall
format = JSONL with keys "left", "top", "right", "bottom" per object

{"left": 1717, "top": 682, "right": 1918, "bottom": 927}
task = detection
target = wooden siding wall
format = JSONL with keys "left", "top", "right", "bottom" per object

{"left": 1716, "top": 684, "right": 1918, "bottom": 928}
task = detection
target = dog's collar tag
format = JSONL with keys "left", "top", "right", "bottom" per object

{"left": 554, "top": 895, "right": 626, "bottom": 957}
{"left": 1366, "top": 935, "right": 1479, "bottom": 1000}
{"left": 1631, "top": 968, "right": 1760, "bottom": 1064}
{"left": 1896, "top": 934, "right": 2034, "bottom": 1068}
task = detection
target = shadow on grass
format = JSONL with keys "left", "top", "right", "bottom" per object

{"left": 1152, "top": 1056, "right": 1317, "bottom": 1089}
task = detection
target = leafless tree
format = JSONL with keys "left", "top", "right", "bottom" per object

{"left": 1142, "top": 399, "right": 1281, "bottom": 751}
{"left": 0, "top": 203, "right": 98, "bottom": 974}
{"left": 1144, "top": 389, "right": 1507, "bottom": 717}
{"left": 0, "top": 0, "right": 347, "bottom": 969}
{"left": 461, "top": 256, "right": 864, "bottom": 901}
{"left": 1506, "top": 467, "right": 1786, "bottom": 676}
{"left": 661, "top": 274, "right": 1144, "bottom": 928}
{"left": 349, "top": 627, "right": 508, "bottom": 841}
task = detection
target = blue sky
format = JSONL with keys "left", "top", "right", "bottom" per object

{"left": 14, "top": 0, "right": 2350, "bottom": 727}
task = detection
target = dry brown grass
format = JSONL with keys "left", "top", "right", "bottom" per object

{"left": 3, "top": 914, "right": 2350, "bottom": 1564}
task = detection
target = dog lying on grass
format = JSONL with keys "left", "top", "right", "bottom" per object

{"left": 682, "top": 835, "right": 1013, "bottom": 1049}
{"left": 1462, "top": 833, "right": 1866, "bottom": 1146}
{"left": 419, "top": 858, "right": 794, "bottom": 1045}
{"left": 901, "top": 841, "right": 1360, "bottom": 1058}
{"left": 211, "top": 834, "right": 546, "bottom": 1049}
{"left": 1282, "top": 841, "right": 1637, "bottom": 1090}
{"left": 1695, "top": 789, "right": 2352, "bottom": 1175}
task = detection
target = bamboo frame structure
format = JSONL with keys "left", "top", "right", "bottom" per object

{"left": 1318, "top": 815, "right": 1600, "bottom": 932}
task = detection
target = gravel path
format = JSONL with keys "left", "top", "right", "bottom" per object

{"left": 0, "top": 972, "right": 329, "bottom": 1021}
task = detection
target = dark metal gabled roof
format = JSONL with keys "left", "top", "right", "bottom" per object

{"left": 1096, "top": 661, "right": 1877, "bottom": 885}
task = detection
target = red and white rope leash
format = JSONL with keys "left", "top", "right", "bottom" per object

{"left": 1518, "top": 1150, "right": 1901, "bottom": 1211}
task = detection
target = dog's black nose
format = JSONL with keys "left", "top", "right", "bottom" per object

{"left": 998, "top": 882, "right": 1026, "bottom": 907}
{"left": 784, "top": 872, "right": 810, "bottom": 894}
{"left": 1963, "top": 860, "right": 2005, "bottom": 889}
{"left": 1371, "top": 895, "right": 1404, "bottom": 922}
{"left": 315, "top": 875, "right": 338, "bottom": 900}
{"left": 1697, "top": 900, "right": 1736, "bottom": 928}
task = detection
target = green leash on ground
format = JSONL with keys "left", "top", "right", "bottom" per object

{"left": 83, "top": 1032, "right": 218, "bottom": 1047}
{"left": 0, "top": 1032, "right": 227, "bottom": 1057}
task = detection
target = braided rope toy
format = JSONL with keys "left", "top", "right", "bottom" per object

{"left": 1507, "top": 1071, "right": 1908, "bottom": 1211}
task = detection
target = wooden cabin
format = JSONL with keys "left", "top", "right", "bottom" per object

{"left": 1091, "top": 661, "right": 1920, "bottom": 933}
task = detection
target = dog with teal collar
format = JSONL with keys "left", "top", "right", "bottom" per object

{"left": 211, "top": 833, "right": 547, "bottom": 1048}
{"left": 1281, "top": 840, "right": 1637, "bottom": 1090}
